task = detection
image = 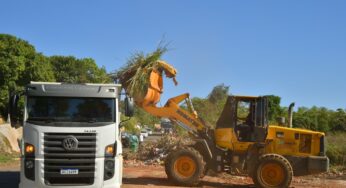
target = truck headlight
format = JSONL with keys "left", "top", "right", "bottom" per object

{"left": 24, "top": 143, "right": 35, "bottom": 181}
{"left": 25, "top": 143, "right": 35, "bottom": 156}
{"left": 105, "top": 160, "right": 115, "bottom": 170}
{"left": 104, "top": 143, "right": 116, "bottom": 180}
{"left": 105, "top": 143, "right": 116, "bottom": 157}
{"left": 25, "top": 160, "right": 34, "bottom": 169}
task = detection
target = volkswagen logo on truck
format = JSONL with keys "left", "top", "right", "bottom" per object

{"left": 62, "top": 136, "right": 79, "bottom": 151}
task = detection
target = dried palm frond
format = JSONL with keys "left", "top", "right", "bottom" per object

{"left": 115, "top": 44, "right": 175, "bottom": 99}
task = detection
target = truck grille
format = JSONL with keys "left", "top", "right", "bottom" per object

{"left": 43, "top": 133, "right": 97, "bottom": 186}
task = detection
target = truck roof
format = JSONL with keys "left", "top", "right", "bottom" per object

{"left": 30, "top": 81, "right": 121, "bottom": 87}
{"left": 26, "top": 82, "right": 121, "bottom": 98}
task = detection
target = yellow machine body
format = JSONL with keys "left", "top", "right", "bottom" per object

{"left": 215, "top": 126, "right": 325, "bottom": 157}
{"left": 127, "top": 62, "right": 328, "bottom": 184}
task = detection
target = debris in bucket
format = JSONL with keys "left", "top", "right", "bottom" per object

{"left": 114, "top": 45, "right": 178, "bottom": 101}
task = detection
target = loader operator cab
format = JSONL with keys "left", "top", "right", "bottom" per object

{"left": 216, "top": 96, "right": 269, "bottom": 143}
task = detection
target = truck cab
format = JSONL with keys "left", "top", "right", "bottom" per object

{"left": 9, "top": 82, "right": 133, "bottom": 188}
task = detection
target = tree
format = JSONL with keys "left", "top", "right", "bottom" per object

{"left": 266, "top": 95, "right": 287, "bottom": 123}
{"left": 207, "top": 83, "right": 229, "bottom": 104}
{"left": 0, "top": 34, "right": 55, "bottom": 118}
{"left": 134, "top": 108, "right": 159, "bottom": 128}
{"left": 293, "top": 106, "right": 332, "bottom": 132}
{"left": 0, "top": 34, "right": 112, "bottom": 120}
{"left": 192, "top": 84, "right": 230, "bottom": 127}
{"left": 329, "top": 109, "right": 346, "bottom": 131}
{"left": 49, "top": 56, "right": 111, "bottom": 83}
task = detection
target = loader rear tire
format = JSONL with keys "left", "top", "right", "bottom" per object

{"left": 252, "top": 154, "right": 293, "bottom": 188}
{"left": 165, "top": 147, "right": 205, "bottom": 186}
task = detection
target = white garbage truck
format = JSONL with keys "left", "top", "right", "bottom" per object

{"left": 9, "top": 82, "right": 134, "bottom": 188}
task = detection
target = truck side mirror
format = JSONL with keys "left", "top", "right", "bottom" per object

{"left": 9, "top": 94, "right": 21, "bottom": 128}
{"left": 124, "top": 96, "right": 134, "bottom": 117}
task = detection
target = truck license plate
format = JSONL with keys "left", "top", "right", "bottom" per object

{"left": 60, "top": 169, "right": 79, "bottom": 175}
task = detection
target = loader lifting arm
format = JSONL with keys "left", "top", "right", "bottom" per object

{"left": 133, "top": 61, "right": 209, "bottom": 137}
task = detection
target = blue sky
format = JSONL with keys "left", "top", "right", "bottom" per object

{"left": 1, "top": 1, "right": 345, "bottom": 109}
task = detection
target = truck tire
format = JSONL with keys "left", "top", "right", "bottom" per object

{"left": 165, "top": 147, "right": 205, "bottom": 186}
{"left": 252, "top": 154, "right": 293, "bottom": 188}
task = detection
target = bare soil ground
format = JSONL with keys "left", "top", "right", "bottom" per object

{"left": 122, "top": 164, "right": 346, "bottom": 188}
{"left": 0, "top": 161, "right": 345, "bottom": 188}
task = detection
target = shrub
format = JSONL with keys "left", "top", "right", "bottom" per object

{"left": 326, "top": 132, "right": 346, "bottom": 165}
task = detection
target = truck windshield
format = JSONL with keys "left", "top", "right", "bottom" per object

{"left": 27, "top": 97, "right": 115, "bottom": 123}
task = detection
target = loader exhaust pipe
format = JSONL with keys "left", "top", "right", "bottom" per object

{"left": 288, "top": 102, "right": 295, "bottom": 128}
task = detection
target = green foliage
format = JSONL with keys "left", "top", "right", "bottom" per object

{"left": 207, "top": 83, "right": 229, "bottom": 103}
{"left": 0, "top": 152, "right": 18, "bottom": 164}
{"left": 192, "top": 84, "right": 229, "bottom": 127}
{"left": 120, "top": 107, "right": 160, "bottom": 134}
{"left": 0, "top": 34, "right": 56, "bottom": 118}
{"left": 120, "top": 114, "right": 139, "bottom": 134}
{"left": 114, "top": 45, "right": 168, "bottom": 98}
{"left": 329, "top": 109, "right": 346, "bottom": 132}
{"left": 266, "top": 95, "right": 287, "bottom": 123}
{"left": 264, "top": 95, "right": 346, "bottom": 133}
{"left": 49, "top": 56, "right": 111, "bottom": 83}
{"left": 134, "top": 108, "right": 159, "bottom": 128}
{"left": 0, "top": 34, "right": 112, "bottom": 119}
{"left": 326, "top": 132, "right": 346, "bottom": 165}
{"left": 296, "top": 107, "right": 346, "bottom": 132}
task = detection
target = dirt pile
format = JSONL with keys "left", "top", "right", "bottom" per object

{"left": 0, "top": 124, "right": 22, "bottom": 153}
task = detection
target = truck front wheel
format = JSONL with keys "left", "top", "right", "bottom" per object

{"left": 253, "top": 154, "right": 293, "bottom": 188}
{"left": 165, "top": 147, "right": 205, "bottom": 186}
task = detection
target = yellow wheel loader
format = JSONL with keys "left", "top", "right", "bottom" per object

{"left": 126, "top": 61, "right": 329, "bottom": 188}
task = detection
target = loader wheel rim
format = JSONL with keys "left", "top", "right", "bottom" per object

{"left": 173, "top": 156, "right": 196, "bottom": 178}
{"left": 260, "top": 163, "right": 285, "bottom": 187}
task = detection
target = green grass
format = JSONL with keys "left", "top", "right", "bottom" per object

{"left": 0, "top": 152, "right": 19, "bottom": 164}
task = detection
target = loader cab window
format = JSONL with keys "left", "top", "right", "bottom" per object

{"left": 235, "top": 100, "right": 255, "bottom": 142}
{"left": 237, "top": 101, "right": 251, "bottom": 123}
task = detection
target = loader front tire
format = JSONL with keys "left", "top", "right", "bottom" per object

{"left": 253, "top": 154, "right": 293, "bottom": 188}
{"left": 165, "top": 147, "right": 205, "bottom": 186}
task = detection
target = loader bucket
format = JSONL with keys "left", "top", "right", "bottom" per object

{"left": 137, "top": 61, "right": 178, "bottom": 108}
{"left": 137, "top": 70, "right": 163, "bottom": 107}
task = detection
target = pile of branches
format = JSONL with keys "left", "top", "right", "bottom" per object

{"left": 124, "top": 135, "right": 193, "bottom": 165}
{"left": 115, "top": 45, "right": 170, "bottom": 100}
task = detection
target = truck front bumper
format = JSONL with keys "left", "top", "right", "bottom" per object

{"left": 19, "top": 155, "right": 123, "bottom": 188}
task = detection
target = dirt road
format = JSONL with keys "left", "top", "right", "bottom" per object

{"left": 122, "top": 165, "right": 346, "bottom": 188}
{"left": 1, "top": 162, "right": 345, "bottom": 188}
